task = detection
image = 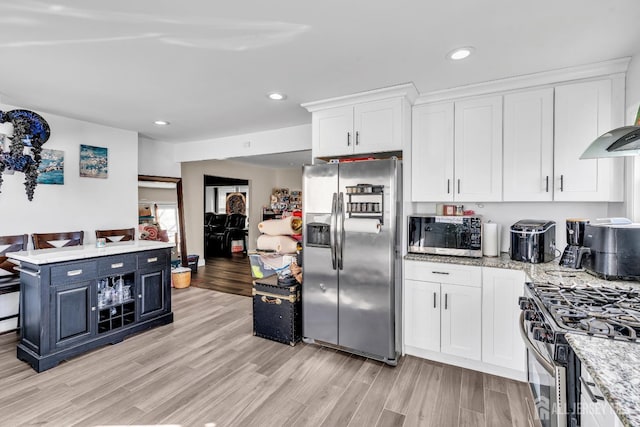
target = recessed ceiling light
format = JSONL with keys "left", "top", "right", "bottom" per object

{"left": 267, "top": 92, "right": 286, "bottom": 101}
{"left": 447, "top": 47, "right": 475, "bottom": 61}
{"left": 154, "top": 120, "right": 170, "bottom": 126}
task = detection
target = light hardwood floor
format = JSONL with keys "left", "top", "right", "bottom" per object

{"left": 0, "top": 287, "right": 539, "bottom": 426}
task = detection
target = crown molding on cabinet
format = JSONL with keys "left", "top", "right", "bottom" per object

{"left": 301, "top": 82, "right": 419, "bottom": 112}
{"left": 414, "top": 57, "right": 631, "bottom": 105}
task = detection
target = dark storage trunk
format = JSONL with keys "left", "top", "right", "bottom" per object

{"left": 252, "top": 276, "right": 301, "bottom": 346}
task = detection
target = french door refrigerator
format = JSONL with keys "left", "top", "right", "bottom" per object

{"left": 302, "top": 158, "right": 402, "bottom": 365}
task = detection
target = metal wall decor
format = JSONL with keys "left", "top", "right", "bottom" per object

{"left": 0, "top": 109, "right": 51, "bottom": 200}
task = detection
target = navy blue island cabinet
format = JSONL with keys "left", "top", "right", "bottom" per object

{"left": 8, "top": 241, "right": 174, "bottom": 372}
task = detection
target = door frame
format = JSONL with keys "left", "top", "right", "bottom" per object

{"left": 138, "top": 175, "right": 188, "bottom": 267}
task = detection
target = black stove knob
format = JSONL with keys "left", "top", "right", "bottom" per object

{"left": 532, "top": 327, "right": 549, "bottom": 342}
{"left": 529, "top": 321, "right": 544, "bottom": 333}
{"left": 519, "top": 297, "right": 533, "bottom": 310}
{"left": 524, "top": 310, "right": 539, "bottom": 321}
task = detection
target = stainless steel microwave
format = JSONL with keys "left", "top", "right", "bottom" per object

{"left": 408, "top": 215, "right": 482, "bottom": 257}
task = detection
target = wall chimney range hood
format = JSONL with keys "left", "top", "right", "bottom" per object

{"left": 581, "top": 105, "right": 640, "bottom": 159}
{"left": 580, "top": 126, "right": 640, "bottom": 159}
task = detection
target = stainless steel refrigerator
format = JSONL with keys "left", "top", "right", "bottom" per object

{"left": 302, "top": 158, "right": 402, "bottom": 365}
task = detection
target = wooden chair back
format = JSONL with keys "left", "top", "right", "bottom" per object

{"left": 95, "top": 228, "right": 136, "bottom": 243}
{"left": 0, "top": 234, "right": 28, "bottom": 277}
{"left": 32, "top": 231, "right": 84, "bottom": 249}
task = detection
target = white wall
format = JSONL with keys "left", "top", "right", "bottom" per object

{"left": 138, "top": 136, "right": 181, "bottom": 177}
{"left": 174, "top": 124, "right": 311, "bottom": 163}
{"left": 275, "top": 168, "right": 303, "bottom": 191}
{"left": 0, "top": 103, "right": 139, "bottom": 244}
{"left": 0, "top": 103, "right": 139, "bottom": 332}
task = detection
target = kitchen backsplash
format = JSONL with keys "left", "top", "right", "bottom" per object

{"left": 412, "top": 201, "right": 625, "bottom": 254}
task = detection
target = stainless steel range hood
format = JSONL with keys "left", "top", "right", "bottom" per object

{"left": 580, "top": 126, "right": 640, "bottom": 159}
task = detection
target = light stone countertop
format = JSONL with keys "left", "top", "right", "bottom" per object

{"left": 7, "top": 240, "right": 175, "bottom": 265}
{"left": 404, "top": 252, "right": 638, "bottom": 289}
{"left": 567, "top": 334, "right": 640, "bottom": 427}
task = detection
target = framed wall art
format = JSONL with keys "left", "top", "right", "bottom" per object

{"left": 79, "top": 144, "right": 108, "bottom": 178}
{"left": 37, "top": 149, "right": 64, "bottom": 185}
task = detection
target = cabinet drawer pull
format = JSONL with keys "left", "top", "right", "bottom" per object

{"left": 545, "top": 175, "right": 549, "bottom": 192}
{"left": 111, "top": 262, "right": 124, "bottom": 269}
{"left": 432, "top": 271, "right": 450, "bottom": 275}
{"left": 14, "top": 267, "right": 40, "bottom": 277}
{"left": 67, "top": 269, "right": 83, "bottom": 277}
{"left": 447, "top": 179, "right": 450, "bottom": 194}
{"left": 560, "top": 175, "right": 564, "bottom": 192}
{"left": 457, "top": 179, "right": 460, "bottom": 194}
{"left": 445, "top": 293, "right": 448, "bottom": 310}
{"left": 580, "top": 377, "right": 604, "bottom": 403}
{"left": 433, "top": 292, "right": 437, "bottom": 308}
{"left": 347, "top": 132, "right": 351, "bottom": 146}
{"left": 147, "top": 257, "right": 158, "bottom": 263}
{"left": 355, "top": 131, "right": 360, "bottom": 145}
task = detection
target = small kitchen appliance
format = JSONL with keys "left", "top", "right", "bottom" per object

{"left": 582, "top": 221, "right": 640, "bottom": 280}
{"left": 509, "top": 220, "right": 556, "bottom": 263}
{"left": 559, "top": 218, "right": 590, "bottom": 268}
{"left": 408, "top": 215, "right": 482, "bottom": 258}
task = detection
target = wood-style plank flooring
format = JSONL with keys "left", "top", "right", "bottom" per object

{"left": 0, "top": 286, "right": 539, "bottom": 426}
{"left": 191, "top": 253, "right": 253, "bottom": 296}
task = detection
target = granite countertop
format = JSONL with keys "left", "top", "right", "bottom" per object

{"left": 405, "top": 252, "right": 638, "bottom": 289}
{"left": 7, "top": 240, "right": 175, "bottom": 265}
{"left": 567, "top": 334, "right": 640, "bottom": 427}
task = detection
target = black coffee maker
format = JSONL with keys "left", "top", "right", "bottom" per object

{"left": 559, "top": 218, "right": 590, "bottom": 268}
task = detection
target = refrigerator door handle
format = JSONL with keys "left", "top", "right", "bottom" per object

{"left": 337, "top": 191, "right": 345, "bottom": 270}
{"left": 330, "top": 192, "right": 338, "bottom": 270}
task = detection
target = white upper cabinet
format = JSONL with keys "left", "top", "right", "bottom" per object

{"left": 454, "top": 96, "right": 503, "bottom": 202}
{"left": 554, "top": 79, "right": 623, "bottom": 201}
{"left": 303, "top": 84, "right": 417, "bottom": 159}
{"left": 352, "top": 99, "right": 403, "bottom": 155}
{"left": 313, "top": 106, "right": 354, "bottom": 158}
{"left": 411, "top": 96, "right": 502, "bottom": 202}
{"left": 411, "top": 102, "right": 454, "bottom": 201}
{"left": 503, "top": 88, "right": 554, "bottom": 202}
{"left": 313, "top": 98, "right": 402, "bottom": 158}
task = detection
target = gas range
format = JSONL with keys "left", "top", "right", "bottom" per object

{"left": 520, "top": 281, "right": 640, "bottom": 364}
{"left": 519, "top": 280, "right": 640, "bottom": 427}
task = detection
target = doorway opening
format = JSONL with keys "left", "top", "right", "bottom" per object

{"left": 203, "top": 175, "right": 249, "bottom": 258}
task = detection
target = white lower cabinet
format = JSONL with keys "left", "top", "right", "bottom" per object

{"left": 404, "top": 260, "right": 528, "bottom": 380}
{"left": 404, "top": 279, "right": 440, "bottom": 352}
{"left": 580, "top": 369, "right": 623, "bottom": 427}
{"left": 481, "top": 267, "right": 527, "bottom": 379}
{"left": 404, "top": 261, "right": 481, "bottom": 361}
{"left": 441, "top": 283, "right": 481, "bottom": 360}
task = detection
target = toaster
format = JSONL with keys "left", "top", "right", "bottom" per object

{"left": 509, "top": 220, "right": 556, "bottom": 263}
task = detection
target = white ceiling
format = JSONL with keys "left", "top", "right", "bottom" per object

{"left": 0, "top": 0, "right": 639, "bottom": 146}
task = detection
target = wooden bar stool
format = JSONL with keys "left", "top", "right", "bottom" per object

{"left": 95, "top": 228, "right": 136, "bottom": 243}
{"left": 0, "top": 234, "right": 28, "bottom": 333}
{"left": 32, "top": 231, "right": 84, "bottom": 249}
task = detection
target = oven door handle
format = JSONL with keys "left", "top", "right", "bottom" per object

{"left": 519, "top": 311, "right": 555, "bottom": 375}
